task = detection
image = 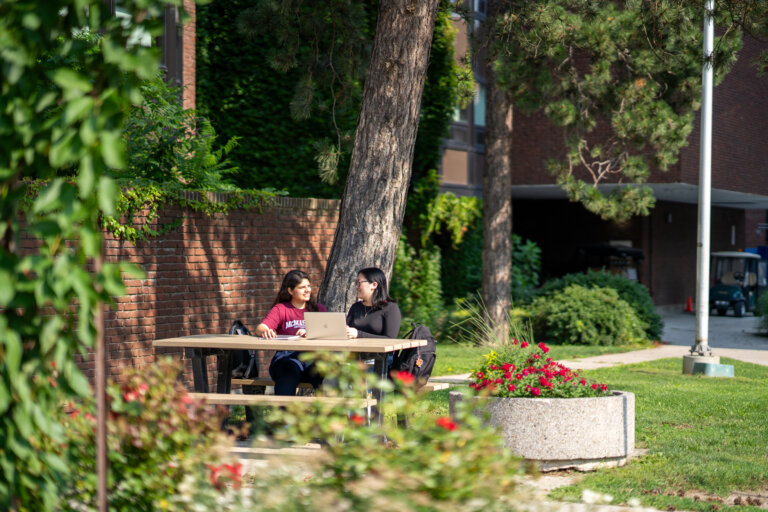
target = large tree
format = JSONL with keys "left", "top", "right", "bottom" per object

{"left": 318, "top": 0, "right": 441, "bottom": 311}
{"left": 480, "top": 0, "right": 514, "bottom": 342}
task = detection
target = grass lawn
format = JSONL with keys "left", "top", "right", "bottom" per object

{"left": 425, "top": 357, "right": 762, "bottom": 512}
{"left": 433, "top": 341, "right": 654, "bottom": 376}
{"left": 545, "top": 358, "right": 768, "bottom": 512}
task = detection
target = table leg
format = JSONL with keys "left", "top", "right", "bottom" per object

{"left": 371, "top": 353, "right": 389, "bottom": 426}
{"left": 186, "top": 348, "right": 209, "bottom": 393}
{"left": 216, "top": 350, "right": 233, "bottom": 394}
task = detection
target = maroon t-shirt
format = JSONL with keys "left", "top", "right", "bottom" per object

{"left": 261, "top": 302, "right": 327, "bottom": 367}
{"left": 261, "top": 302, "right": 327, "bottom": 335}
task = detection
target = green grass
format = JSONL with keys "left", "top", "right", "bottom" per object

{"left": 433, "top": 342, "right": 653, "bottom": 376}
{"left": 546, "top": 358, "right": 768, "bottom": 512}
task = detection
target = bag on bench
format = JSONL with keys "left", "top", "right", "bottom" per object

{"left": 390, "top": 323, "right": 437, "bottom": 388}
{"left": 228, "top": 320, "right": 258, "bottom": 379}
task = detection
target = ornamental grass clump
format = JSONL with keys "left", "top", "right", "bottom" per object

{"left": 469, "top": 340, "right": 609, "bottom": 398}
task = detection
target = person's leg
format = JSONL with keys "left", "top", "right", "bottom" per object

{"left": 301, "top": 362, "right": 325, "bottom": 390}
{"left": 270, "top": 358, "right": 302, "bottom": 396}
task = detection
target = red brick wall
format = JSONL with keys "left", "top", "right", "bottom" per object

{"left": 70, "top": 196, "right": 339, "bottom": 387}
{"left": 677, "top": 37, "right": 768, "bottom": 193}
{"left": 511, "top": 38, "right": 768, "bottom": 193}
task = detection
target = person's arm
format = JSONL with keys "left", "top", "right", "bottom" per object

{"left": 255, "top": 305, "right": 281, "bottom": 338}
{"left": 346, "top": 302, "right": 362, "bottom": 339}
{"left": 356, "top": 303, "right": 402, "bottom": 339}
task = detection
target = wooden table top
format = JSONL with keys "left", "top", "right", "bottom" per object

{"left": 152, "top": 334, "right": 426, "bottom": 353}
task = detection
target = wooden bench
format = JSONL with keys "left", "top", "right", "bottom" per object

{"left": 190, "top": 392, "right": 377, "bottom": 408}
{"left": 231, "top": 378, "right": 449, "bottom": 392}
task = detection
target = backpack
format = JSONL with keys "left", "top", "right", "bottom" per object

{"left": 228, "top": 320, "right": 258, "bottom": 379}
{"left": 390, "top": 323, "right": 437, "bottom": 388}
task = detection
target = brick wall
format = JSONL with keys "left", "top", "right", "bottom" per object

{"left": 69, "top": 196, "right": 339, "bottom": 387}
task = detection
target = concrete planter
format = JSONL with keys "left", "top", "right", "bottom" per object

{"left": 449, "top": 390, "right": 635, "bottom": 471}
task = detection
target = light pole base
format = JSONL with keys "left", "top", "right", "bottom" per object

{"left": 682, "top": 354, "right": 719, "bottom": 375}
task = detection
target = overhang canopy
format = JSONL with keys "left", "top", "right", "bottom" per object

{"left": 510, "top": 183, "right": 768, "bottom": 209}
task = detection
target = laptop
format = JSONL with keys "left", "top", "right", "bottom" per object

{"left": 304, "top": 312, "right": 348, "bottom": 340}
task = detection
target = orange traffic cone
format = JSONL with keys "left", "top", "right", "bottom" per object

{"left": 685, "top": 296, "right": 693, "bottom": 313}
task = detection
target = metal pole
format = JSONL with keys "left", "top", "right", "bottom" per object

{"left": 693, "top": 0, "right": 714, "bottom": 356}
{"left": 95, "top": 252, "right": 108, "bottom": 512}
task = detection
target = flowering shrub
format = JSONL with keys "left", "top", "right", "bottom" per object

{"left": 59, "top": 358, "right": 246, "bottom": 511}
{"left": 469, "top": 340, "right": 609, "bottom": 398}
{"left": 242, "top": 351, "right": 526, "bottom": 511}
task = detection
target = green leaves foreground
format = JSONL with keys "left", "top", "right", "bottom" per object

{"left": 0, "top": 1, "right": 178, "bottom": 509}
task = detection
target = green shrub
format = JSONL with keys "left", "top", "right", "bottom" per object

{"left": 119, "top": 75, "right": 240, "bottom": 190}
{"left": 244, "top": 351, "right": 525, "bottom": 511}
{"left": 756, "top": 293, "right": 768, "bottom": 333}
{"left": 391, "top": 235, "right": 445, "bottom": 335}
{"left": 531, "top": 284, "right": 648, "bottom": 346}
{"left": 540, "top": 270, "right": 663, "bottom": 340}
{"left": 60, "top": 358, "right": 244, "bottom": 511}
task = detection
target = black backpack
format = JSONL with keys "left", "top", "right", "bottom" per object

{"left": 228, "top": 320, "right": 258, "bottom": 379}
{"left": 390, "top": 323, "right": 437, "bottom": 387}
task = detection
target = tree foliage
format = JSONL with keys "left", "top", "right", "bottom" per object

{"left": 492, "top": 0, "right": 745, "bottom": 221}
{"left": 0, "top": 1, "right": 174, "bottom": 508}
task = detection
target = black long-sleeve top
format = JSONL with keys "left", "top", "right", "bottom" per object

{"left": 346, "top": 301, "right": 402, "bottom": 338}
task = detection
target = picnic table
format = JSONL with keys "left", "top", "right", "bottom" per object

{"left": 152, "top": 334, "right": 428, "bottom": 422}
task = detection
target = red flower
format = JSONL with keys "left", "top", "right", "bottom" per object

{"left": 591, "top": 383, "right": 598, "bottom": 390}
{"left": 530, "top": 387, "right": 541, "bottom": 396}
{"left": 538, "top": 342, "right": 550, "bottom": 353}
{"left": 507, "top": 384, "right": 516, "bottom": 392}
{"left": 495, "top": 378, "right": 503, "bottom": 384}
{"left": 515, "top": 373, "right": 523, "bottom": 380}
{"left": 520, "top": 341, "right": 529, "bottom": 348}
{"left": 393, "top": 371, "right": 415, "bottom": 385}
{"left": 503, "top": 371, "right": 512, "bottom": 380}
{"left": 476, "top": 371, "right": 485, "bottom": 380}
{"left": 600, "top": 384, "right": 608, "bottom": 392}
{"left": 350, "top": 414, "right": 365, "bottom": 425}
{"left": 138, "top": 383, "right": 149, "bottom": 394}
{"left": 489, "top": 364, "right": 498, "bottom": 370}
{"left": 123, "top": 390, "right": 140, "bottom": 402}
{"left": 502, "top": 362, "right": 513, "bottom": 371}
{"left": 436, "top": 416, "right": 458, "bottom": 431}
{"left": 580, "top": 378, "right": 587, "bottom": 385}
{"left": 532, "top": 354, "right": 540, "bottom": 359}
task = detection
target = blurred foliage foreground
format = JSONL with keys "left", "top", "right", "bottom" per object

{"left": 57, "top": 353, "right": 525, "bottom": 511}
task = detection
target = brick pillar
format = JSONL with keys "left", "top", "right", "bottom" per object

{"left": 182, "top": 0, "right": 195, "bottom": 110}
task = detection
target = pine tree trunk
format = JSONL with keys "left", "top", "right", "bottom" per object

{"left": 319, "top": 0, "right": 440, "bottom": 312}
{"left": 481, "top": 40, "right": 513, "bottom": 343}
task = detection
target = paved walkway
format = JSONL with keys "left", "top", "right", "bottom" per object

{"left": 431, "top": 308, "right": 768, "bottom": 382}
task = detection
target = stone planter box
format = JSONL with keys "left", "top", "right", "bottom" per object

{"left": 449, "top": 390, "right": 635, "bottom": 471}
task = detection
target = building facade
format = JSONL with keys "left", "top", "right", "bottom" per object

{"left": 440, "top": 9, "right": 768, "bottom": 306}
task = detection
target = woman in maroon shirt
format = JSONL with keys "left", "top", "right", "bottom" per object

{"left": 255, "top": 270, "right": 325, "bottom": 396}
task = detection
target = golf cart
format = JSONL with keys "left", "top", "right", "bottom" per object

{"left": 709, "top": 251, "right": 768, "bottom": 316}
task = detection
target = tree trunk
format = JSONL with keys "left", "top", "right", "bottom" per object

{"left": 481, "top": 16, "right": 513, "bottom": 343}
{"left": 319, "top": 0, "right": 440, "bottom": 312}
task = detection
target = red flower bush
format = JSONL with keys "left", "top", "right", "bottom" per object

{"left": 469, "top": 341, "right": 609, "bottom": 398}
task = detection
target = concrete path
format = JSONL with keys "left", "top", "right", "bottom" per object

{"left": 431, "top": 309, "right": 768, "bottom": 382}
{"left": 561, "top": 308, "right": 768, "bottom": 370}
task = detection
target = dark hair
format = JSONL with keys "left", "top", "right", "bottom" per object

{"left": 357, "top": 267, "right": 395, "bottom": 310}
{"left": 272, "top": 269, "right": 319, "bottom": 311}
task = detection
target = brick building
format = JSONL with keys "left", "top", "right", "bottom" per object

{"left": 440, "top": 7, "right": 768, "bottom": 306}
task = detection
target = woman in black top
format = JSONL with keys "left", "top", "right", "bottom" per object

{"left": 346, "top": 267, "right": 402, "bottom": 338}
